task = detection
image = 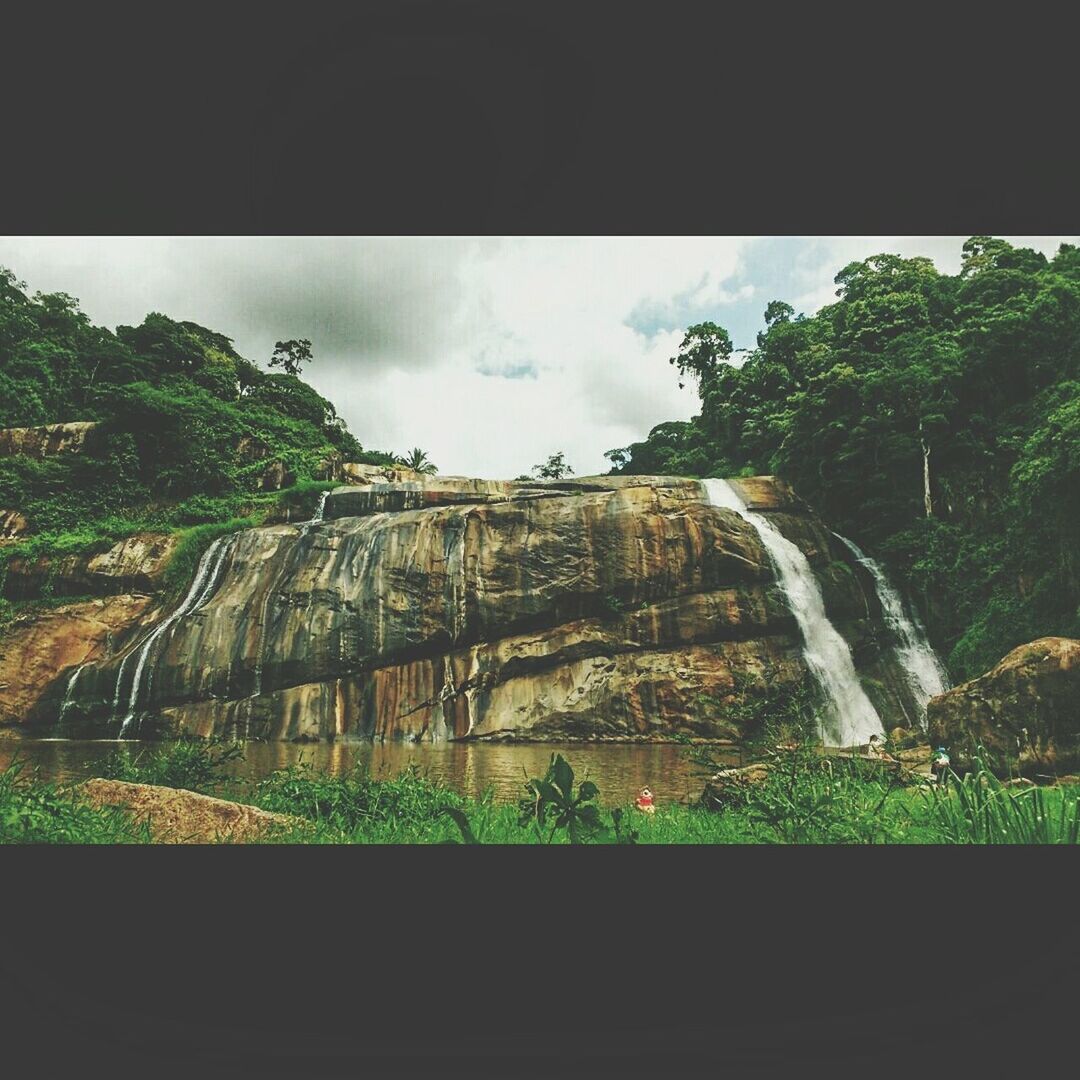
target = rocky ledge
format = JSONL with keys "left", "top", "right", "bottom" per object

{"left": 35, "top": 472, "right": 924, "bottom": 743}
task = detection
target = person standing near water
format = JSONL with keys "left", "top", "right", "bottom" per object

{"left": 931, "top": 747, "right": 950, "bottom": 787}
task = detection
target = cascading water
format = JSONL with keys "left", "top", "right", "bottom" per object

{"left": 250, "top": 488, "right": 331, "bottom": 700}
{"left": 701, "top": 478, "right": 884, "bottom": 747}
{"left": 54, "top": 663, "right": 86, "bottom": 733}
{"left": 114, "top": 534, "right": 232, "bottom": 737}
{"left": 310, "top": 489, "right": 329, "bottom": 524}
{"left": 834, "top": 533, "right": 949, "bottom": 725}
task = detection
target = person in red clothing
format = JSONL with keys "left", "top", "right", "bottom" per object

{"left": 635, "top": 786, "right": 656, "bottom": 814}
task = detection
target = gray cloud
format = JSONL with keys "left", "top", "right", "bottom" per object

{"left": 2, "top": 236, "right": 1076, "bottom": 476}
{"left": 0, "top": 235, "right": 473, "bottom": 372}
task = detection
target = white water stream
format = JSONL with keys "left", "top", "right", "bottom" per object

{"left": 701, "top": 478, "right": 884, "bottom": 747}
{"left": 115, "top": 534, "right": 232, "bottom": 736}
{"left": 834, "top": 534, "right": 949, "bottom": 725}
{"left": 109, "top": 489, "right": 336, "bottom": 735}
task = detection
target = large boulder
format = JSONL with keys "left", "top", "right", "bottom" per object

{"left": 52, "top": 474, "right": 924, "bottom": 743}
{"left": 341, "top": 462, "right": 428, "bottom": 485}
{"left": 76, "top": 779, "right": 303, "bottom": 843}
{"left": 927, "top": 638, "right": 1080, "bottom": 775}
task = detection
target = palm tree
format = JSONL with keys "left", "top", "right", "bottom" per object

{"left": 397, "top": 447, "right": 438, "bottom": 474}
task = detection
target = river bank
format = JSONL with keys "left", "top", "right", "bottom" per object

{"left": 4, "top": 736, "right": 1078, "bottom": 844}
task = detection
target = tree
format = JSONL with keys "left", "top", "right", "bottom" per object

{"left": 269, "top": 338, "right": 313, "bottom": 376}
{"left": 668, "top": 321, "right": 733, "bottom": 392}
{"left": 397, "top": 447, "right": 438, "bottom": 474}
{"left": 603, "top": 447, "right": 630, "bottom": 473}
{"left": 608, "top": 236, "right": 1080, "bottom": 678}
{"left": 532, "top": 451, "right": 574, "bottom": 480}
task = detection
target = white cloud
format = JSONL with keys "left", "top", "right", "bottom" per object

{"left": 2, "top": 234, "right": 1077, "bottom": 479}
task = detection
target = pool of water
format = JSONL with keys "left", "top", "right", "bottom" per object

{"left": 0, "top": 733, "right": 742, "bottom": 806}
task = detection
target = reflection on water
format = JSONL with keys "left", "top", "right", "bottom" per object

{"left": 0, "top": 735, "right": 742, "bottom": 806}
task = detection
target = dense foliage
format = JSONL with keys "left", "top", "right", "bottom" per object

{"left": 0, "top": 266, "right": 392, "bottom": 573}
{"left": 608, "top": 238, "right": 1080, "bottom": 680}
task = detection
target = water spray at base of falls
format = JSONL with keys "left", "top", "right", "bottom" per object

{"left": 701, "top": 479, "right": 884, "bottom": 748}
{"left": 834, "top": 533, "right": 949, "bottom": 727}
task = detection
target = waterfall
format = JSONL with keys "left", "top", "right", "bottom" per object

{"left": 55, "top": 663, "right": 86, "bottom": 732}
{"left": 834, "top": 533, "right": 949, "bottom": 724}
{"left": 250, "top": 489, "right": 331, "bottom": 700}
{"left": 115, "top": 534, "right": 231, "bottom": 737}
{"left": 701, "top": 479, "right": 884, "bottom": 747}
{"left": 310, "top": 489, "right": 329, "bottom": 524}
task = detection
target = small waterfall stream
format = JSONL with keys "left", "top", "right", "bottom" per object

{"left": 251, "top": 488, "right": 331, "bottom": 699}
{"left": 115, "top": 534, "right": 231, "bottom": 736}
{"left": 701, "top": 478, "right": 884, "bottom": 747}
{"left": 107, "top": 487, "right": 335, "bottom": 736}
{"left": 834, "top": 533, "right": 949, "bottom": 725}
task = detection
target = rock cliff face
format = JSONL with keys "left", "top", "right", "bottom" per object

{"left": 927, "top": 637, "right": 1080, "bottom": 775}
{"left": 0, "top": 595, "right": 156, "bottom": 727}
{"left": 0, "top": 421, "right": 101, "bottom": 458}
{"left": 1, "top": 532, "right": 179, "bottom": 600}
{"left": 30, "top": 473, "right": 927, "bottom": 742}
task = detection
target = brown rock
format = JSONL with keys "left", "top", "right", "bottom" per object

{"left": 235, "top": 435, "right": 271, "bottom": 464}
{"left": 926, "top": 637, "right": 1080, "bottom": 776}
{"left": 0, "top": 595, "right": 155, "bottom": 726}
{"left": 2, "top": 532, "right": 179, "bottom": 600}
{"left": 0, "top": 421, "right": 100, "bottom": 459}
{"left": 701, "top": 762, "right": 771, "bottom": 809}
{"left": 258, "top": 460, "right": 296, "bottom": 491}
{"left": 0, "top": 509, "right": 28, "bottom": 544}
{"left": 45, "top": 475, "right": 924, "bottom": 744}
{"left": 727, "top": 475, "right": 805, "bottom": 512}
{"left": 313, "top": 451, "right": 344, "bottom": 482}
{"left": 341, "top": 462, "right": 428, "bottom": 485}
{"left": 76, "top": 779, "right": 304, "bottom": 843}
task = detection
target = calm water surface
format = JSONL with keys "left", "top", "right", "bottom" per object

{"left": 0, "top": 734, "right": 742, "bottom": 806}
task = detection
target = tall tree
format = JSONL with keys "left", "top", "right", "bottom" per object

{"left": 269, "top": 338, "right": 313, "bottom": 376}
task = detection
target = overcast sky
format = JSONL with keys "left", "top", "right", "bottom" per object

{"left": 1, "top": 236, "right": 1076, "bottom": 478}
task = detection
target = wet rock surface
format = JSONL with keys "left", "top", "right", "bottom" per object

{"left": 22, "top": 473, "right": 924, "bottom": 742}
{"left": 0, "top": 595, "right": 155, "bottom": 726}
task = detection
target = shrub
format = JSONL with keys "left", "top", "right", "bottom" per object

{"left": 99, "top": 737, "right": 245, "bottom": 794}
{"left": 0, "top": 756, "right": 151, "bottom": 843}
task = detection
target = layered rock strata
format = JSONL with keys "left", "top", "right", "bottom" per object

{"left": 38, "top": 474, "right": 924, "bottom": 742}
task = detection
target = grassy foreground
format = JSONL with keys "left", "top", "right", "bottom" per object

{"left": 3, "top": 738, "right": 1080, "bottom": 844}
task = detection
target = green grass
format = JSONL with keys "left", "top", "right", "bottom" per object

{"left": 0, "top": 755, "right": 151, "bottom": 844}
{"left": 6, "top": 740, "right": 1080, "bottom": 845}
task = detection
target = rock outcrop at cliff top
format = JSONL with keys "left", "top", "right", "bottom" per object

{"left": 38, "top": 473, "right": 927, "bottom": 743}
{"left": 927, "top": 637, "right": 1080, "bottom": 775}
{"left": 0, "top": 421, "right": 100, "bottom": 458}
{"left": 2, "top": 532, "right": 180, "bottom": 600}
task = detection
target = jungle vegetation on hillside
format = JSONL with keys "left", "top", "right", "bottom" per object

{"left": 0, "top": 267, "right": 392, "bottom": 584}
{"left": 607, "top": 238, "right": 1080, "bottom": 680}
